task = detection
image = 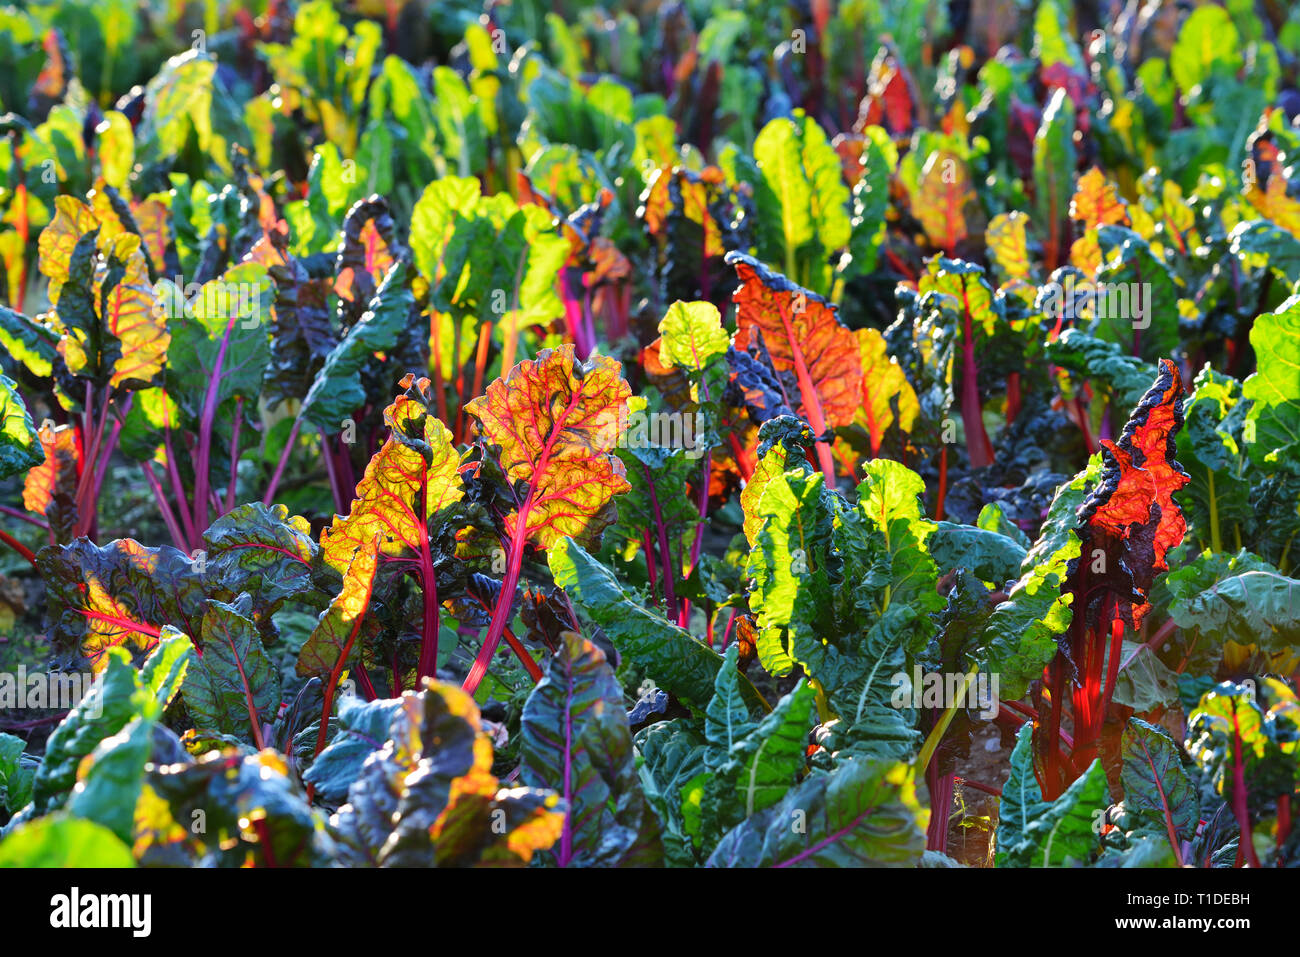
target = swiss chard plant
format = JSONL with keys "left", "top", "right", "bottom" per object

{"left": 0, "top": 0, "right": 1297, "bottom": 874}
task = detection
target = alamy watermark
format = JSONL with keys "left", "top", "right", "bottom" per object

{"left": 0, "top": 666, "right": 99, "bottom": 716}
{"left": 597, "top": 408, "right": 707, "bottom": 459}
{"left": 1040, "top": 275, "right": 1151, "bottom": 330}
{"left": 890, "top": 665, "right": 999, "bottom": 720}
{"left": 50, "top": 888, "right": 151, "bottom": 937}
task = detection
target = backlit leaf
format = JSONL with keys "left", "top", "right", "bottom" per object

{"left": 465, "top": 344, "right": 631, "bottom": 551}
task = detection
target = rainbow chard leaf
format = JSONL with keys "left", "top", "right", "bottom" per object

{"left": 0, "top": 734, "right": 36, "bottom": 815}
{"left": 23, "top": 423, "right": 79, "bottom": 541}
{"left": 465, "top": 345, "right": 632, "bottom": 551}
{"left": 39, "top": 197, "right": 168, "bottom": 394}
{"left": 0, "top": 303, "right": 60, "bottom": 379}
{"left": 320, "top": 375, "right": 463, "bottom": 681}
{"left": 1032, "top": 88, "right": 1076, "bottom": 271}
{"left": 409, "top": 176, "right": 569, "bottom": 369}
{"left": 840, "top": 127, "right": 896, "bottom": 282}
{"left": 674, "top": 645, "right": 817, "bottom": 861}
{"left": 640, "top": 165, "right": 745, "bottom": 305}
{"left": 321, "top": 376, "right": 464, "bottom": 569}
{"left": 182, "top": 595, "right": 281, "bottom": 747}
{"left": 744, "top": 450, "right": 940, "bottom": 761}
{"left": 986, "top": 211, "right": 1034, "bottom": 285}
{"left": 842, "top": 326, "right": 918, "bottom": 464}
{"left": 706, "top": 758, "right": 926, "bottom": 868}
{"left": 462, "top": 345, "right": 632, "bottom": 694}
{"left": 260, "top": 238, "right": 337, "bottom": 410}
{"left": 333, "top": 196, "right": 401, "bottom": 326}
{"left": 1242, "top": 294, "right": 1300, "bottom": 467}
{"left": 201, "top": 503, "right": 321, "bottom": 617}
{"left": 915, "top": 258, "right": 1011, "bottom": 469}
{"left": 67, "top": 715, "right": 187, "bottom": 845}
{"left": 1172, "top": 366, "right": 1252, "bottom": 557}
{"left": 1118, "top": 718, "right": 1198, "bottom": 861}
{"left": 0, "top": 373, "right": 41, "bottom": 479}
{"left": 1068, "top": 167, "right": 1129, "bottom": 275}
{"left": 298, "top": 533, "right": 381, "bottom": 758}
{"left": 745, "top": 456, "right": 841, "bottom": 679}
{"left": 1185, "top": 680, "right": 1299, "bottom": 868}
{"left": 330, "top": 682, "right": 564, "bottom": 867}
{"left": 36, "top": 538, "right": 205, "bottom": 673}
{"left": 744, "top": 111, "right": 851, "bottom": 296}
{"left": 727, "top": 252, "right": 861, "bottom": 483}
{"left": 0, "top": 816, "right": 135, "bottom": 867}
{"left": 1037, "top": 359, "right": 1189, "bottom": 797}
{"left": 1167, "top": 555, "right": 1300, "bottom": 655}
{"left": 929, "top": 520, "right": 1028, "bottom": 585}
{"left": 1067, "top": 359, "right": 1189, "bottom": 648}
{"left": 909, "top": 147, "right": 978, "bottom": 255}
{"left": 519, "top": 632, "right": 663, "bottom": 867}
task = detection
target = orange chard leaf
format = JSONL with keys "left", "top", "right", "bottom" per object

{"left": 912, "top": 149, "right": 976, "bottom": 255}
{"left": 1071, "top": 357, "right": 1189, "bottom": 636}
{"left": 727, "top": 252, "right": 860, "bottom": 484}
{"left": 1038, "top": 359, "right": 1189, "bottom": 796}
{"left": 464, "top": 344, "right": 632, "bottom": 552}
{"left": 1068, "top": 167, "right": 1129, "bottom": 273}
{"left": 1244, "top": 165, "right": 1300, "bottom": 239}
{"left": 23, "top": 422, "right": 80, "bottom": 536}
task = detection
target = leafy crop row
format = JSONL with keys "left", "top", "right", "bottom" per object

{"left": 0, "top": 0, "right": 1298, "bottom": 869}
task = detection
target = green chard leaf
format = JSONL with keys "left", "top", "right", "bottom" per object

{"left": 997, "top": 724, "right": 1108, "bottom": 867}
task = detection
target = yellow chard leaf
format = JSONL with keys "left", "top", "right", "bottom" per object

{"left": 96, "top": 233, "right": 168, "bottom": 389}
{"left": 37, "top": 196, "right": 99, "bottom": 305}
{"left": 320, "top": 375, "right": 464, "bottom": 573}
{"left": 986, "top": 211, "right": 1032, "bottom": 283}
{"left": 298, "top": 531, "right": 383, "bottom": 760}
{"left": 38, "top": 195, "right": 168, "bottom": 392}
{"left": 131, "top": 198, "right": 173, "bottom": 279}
{"left": 1245, "top": 169, "right": 1300, "bottom": 239}
{"left": 853, "top": 326, "right": 918, "bottom": 458}
{"left": 298, "top": 532, "right": 382, "bottom": 679}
